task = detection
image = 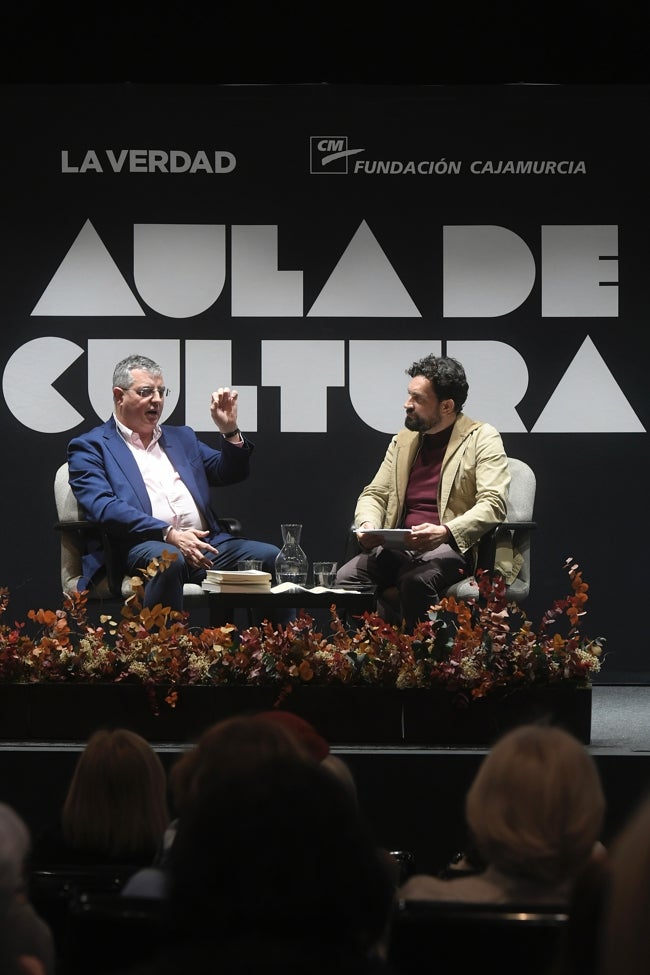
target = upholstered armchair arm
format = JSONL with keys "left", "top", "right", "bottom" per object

{"left": 54, "top": 518, "right": 124, "bottom": 598}
{"left": 217, "top": 517, "right": 243, "bottom": 536}
{"left": 54, "top": 518, "right": 96, "bottom": 532}
{"left": 475, "top": 520, "right": 538, "bottom": 573}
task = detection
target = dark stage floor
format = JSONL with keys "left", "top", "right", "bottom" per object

{"left": 586, "top": 685, "right": 650, "bottom": 754}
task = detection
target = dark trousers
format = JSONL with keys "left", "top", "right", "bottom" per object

{"left": 126, "top": 535, "right": 280, "bottom": 613}
{"left": 336, "top": 543, "right": 470, "bottom": 630}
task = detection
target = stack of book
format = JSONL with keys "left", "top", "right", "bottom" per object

{"left": 202, "top": 569, "right": 272, "bottom": 593}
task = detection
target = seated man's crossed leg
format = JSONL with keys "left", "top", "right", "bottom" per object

{"left": 336, "top": 545, "right": 469, "bottom": 631}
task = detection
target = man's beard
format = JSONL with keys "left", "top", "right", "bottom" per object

{"left": 404, "top": 412, "right": 428, "bottom": 432}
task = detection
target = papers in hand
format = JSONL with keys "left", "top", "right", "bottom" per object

{"left": 202, "top": 569, "right": 272, "bottom": 593}
{"left": 355, "top": 528, "right": 412, "bottom": 550}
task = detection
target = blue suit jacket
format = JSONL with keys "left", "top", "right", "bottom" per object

{"left": 67, "top": 417, "right": 253, "bottom": 591}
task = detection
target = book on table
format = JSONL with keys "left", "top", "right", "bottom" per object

{"left": 202, "top": 581, "right": 272, "bottom": 592}
{"left": 202, "top": 569, "right": 272, "bottom": 593}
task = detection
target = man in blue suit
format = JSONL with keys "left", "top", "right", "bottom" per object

{"left": 67, "top": 353, "right": 280, "bottom": 612}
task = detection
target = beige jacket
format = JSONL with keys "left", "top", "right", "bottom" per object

{"left": 354, "top": 414, "right": 516, "bottom": 579}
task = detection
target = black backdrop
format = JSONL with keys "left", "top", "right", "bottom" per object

{"left": 2, "top": 5, "right": 647, "bottom": 87}
{"left": 1, "top": 81, "right": 648, "bottom": 680}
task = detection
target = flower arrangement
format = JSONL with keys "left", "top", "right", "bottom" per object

{"left": 0, "top": 558, "right": 603, "bottom": 710}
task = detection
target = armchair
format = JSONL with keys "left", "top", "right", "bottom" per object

{"left": 445, "top": 456, "right": 537, "bottom": 605}
{"left": 53, "top": 462, "right": 242, "bottom": 618}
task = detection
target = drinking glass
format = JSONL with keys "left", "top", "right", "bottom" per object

{"left": 313, "top": 561, "right": 338, "bottom": 587}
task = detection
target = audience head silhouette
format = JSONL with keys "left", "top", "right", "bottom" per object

{"left": 254, "top": 709, "right": 359, "bottom": 803}
{"left": 162, "top": 715, "right": 394, "bottom": 971}
{"left": 400, "top": 721, "right": 606, "bottom": 907}
{"left": 253, "top": 709, "right": 330, "bottom": 760}
{"left": 466, "top": 722, "right": 605, "bottom": 886}
{"left": 0, "top": 803, "right": 52, "bottom": 975}
{"left": 168, "top": 712, "right": 313, "bottom": 816}
{"left": 0, "top": 802, "right": 30, "bottom": 893}
{"left": 62, "top": 728, "right": 169, "bottom": 862}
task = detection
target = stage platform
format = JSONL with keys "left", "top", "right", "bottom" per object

{"left": 1, "top": 685, "right": 649, "bottom": 875}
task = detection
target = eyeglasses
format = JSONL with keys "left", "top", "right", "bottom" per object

{"left": 127, "top": 386, "right": 170, "bottom": 399}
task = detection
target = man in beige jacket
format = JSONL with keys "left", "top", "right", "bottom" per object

{"left": 336, "top": 354, "right": 510, "bottom": 630}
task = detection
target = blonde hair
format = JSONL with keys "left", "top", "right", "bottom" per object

{"left": 62, "top": 729, "right": 169, "bottom": 860}
{"left": 466, "top": 723, "right": 605, "bottom": 885}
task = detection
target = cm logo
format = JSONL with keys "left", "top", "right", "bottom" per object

{"left": 309, "top": 136, "right": 365, "bottom": 174}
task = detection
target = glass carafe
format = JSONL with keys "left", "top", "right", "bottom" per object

{"left": 275, "top": 523, "right": 308, "bottom": 585}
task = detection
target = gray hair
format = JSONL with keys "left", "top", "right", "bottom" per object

{"left": 112, "top": 354, "right": 163, "bottom": 390}
{"left": 0, "top": 804, "right": 30, "bottom": 891}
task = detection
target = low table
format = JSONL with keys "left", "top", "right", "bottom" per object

{"left": 190, "top": 587, "right": 377, "bottom": 627}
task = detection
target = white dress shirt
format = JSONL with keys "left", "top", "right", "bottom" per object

{"left": 115, "top": 415, "right": 206, "bottom": 532}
